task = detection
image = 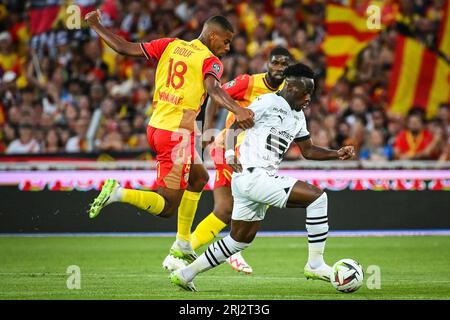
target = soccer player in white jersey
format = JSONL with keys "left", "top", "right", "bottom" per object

{"left": 169, "top": 63, "right": 355, "bottom": 291}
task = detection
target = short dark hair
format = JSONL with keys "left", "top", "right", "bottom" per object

{"left": 205, "top": 15, "right": 234, "bottom": 33}
{"left": 284, "top": 63, "right": 315, "bottom": 79}
{"left": 269, "top": 46, "right": 292, "bottom": 59}
{"left": 284, "top": 63, "right": 316, "bottom": 95}
{"left": 408, "top": 107, "right": 425, "bottom": 120}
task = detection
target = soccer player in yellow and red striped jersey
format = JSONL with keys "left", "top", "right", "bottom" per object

{"left": 84, "top": 11, "right": 254, "bottom": 270}
{"left": 191, "top": 47, "right": 292, "bottom": 274}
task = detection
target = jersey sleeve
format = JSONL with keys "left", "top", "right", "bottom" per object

{"left": 294, "top": 111, "right": 310, "bottom": 141}
{"left": 202, "top": 56, "right": 223, "bottom": 81}
{"left": 140, "top": 38, "right": 176, "bottom": 61}
{"left": 222, "top": 74, "right": 250, "bottom": 100}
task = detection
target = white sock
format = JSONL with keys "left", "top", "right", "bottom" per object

{"left": 179, "top": 235, "right": 250, "bottom": 282}
{"left": 305, "top": 192, "right": 328, "bottom": 269}
{"left": 174, "top": 238, "right": 192, "bottom": 251}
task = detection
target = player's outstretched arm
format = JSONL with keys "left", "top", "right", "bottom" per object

{"left": 296, "top": 138, "right": 355, "bottom": 160}
{"left": 224, "top": 121, "right": 243, "bottom": 172}
{"left": 204, "top": 76, "right": 254, "bottom": 130}
{"left": 85, "top": 10, "right": 144, "bottom": 57}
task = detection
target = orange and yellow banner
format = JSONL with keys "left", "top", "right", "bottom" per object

{"left": 387, "top": 36, "right": 450, "bottom": 119}
{"left": 438, "top": 0, "right": 450, "bottom": 58}
{"left": 322, "top": 4, "right": 382, "bottom": 88}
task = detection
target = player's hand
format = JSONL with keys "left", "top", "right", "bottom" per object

{"left": 226, "top": 155, "right": 242, "bottom": 173}
{"left": 337, "top": 146, "right": 355, "bottom": 160}
{"left": 235, "top": 108, "right": 254, "bottom": 129}
{"left": 85, "top": 9, "right": 102, "bottom": 26}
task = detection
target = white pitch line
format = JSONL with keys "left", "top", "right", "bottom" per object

{"left": 1, "top": 230, "right": 450, "bottom": 237}
{"left": 1, "top": 273, "right": 450, "bottom": 283}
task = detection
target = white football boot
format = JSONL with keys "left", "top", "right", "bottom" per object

{"left": 162, "top": 239, "right": 198, "bottom": 272}
{"left": 304, "top": 262, "right": 332, "bottom": 282}
{"left": 226, "top": 251, "right": 253, "bottom": 275}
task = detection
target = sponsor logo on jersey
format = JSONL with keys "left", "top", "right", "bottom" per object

{"left": 278, "top": 130, "right": 294, "bottom": 141}
{"left": 272, "top": 107, "right": 288, "bottom": 115}
{"left": 269, "top": 128, "right": 294, "bottom": 141}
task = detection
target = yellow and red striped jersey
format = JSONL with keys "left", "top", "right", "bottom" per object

{"left": 141, "top": 38, "right": 223, "bottom": 133}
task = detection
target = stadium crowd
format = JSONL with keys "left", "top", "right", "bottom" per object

{"left": 0, "top": 0, "right": 449, "bottom": 161}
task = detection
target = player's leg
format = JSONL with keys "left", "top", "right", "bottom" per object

{"left": 176, "top": 161, "right": 209, "bottom": 245}
{"left": 163, "top": 160, "right": 209, "bottom": 271}
{"left": 170, "top": 220, "right": 260, "bottom": 291}
{"left": 191, "top": 146, "right": 232, "bottom": 250}
{"left": 170, "top": 171, "right": 264, "bottom": 291}
{"left": 286, "top": 181, "right": 331, "bottom": 281}
{"left": 88, "top": 176, "right": 186, "bottom": 218}
{"left": 191, "top": 186, "right": 231, "bottom": 249}
{"left": 88, "top": 179, "right": 167, "bottom": 218}
{"left": 190, "top": 159, "right": 253, "bottom": 274}
{"left": 88, "top": 127, "right": 187, "bottom": 219}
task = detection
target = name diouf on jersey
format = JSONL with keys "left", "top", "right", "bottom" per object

{"left": 269, "top": 127, "right": 294, "bottom": 141}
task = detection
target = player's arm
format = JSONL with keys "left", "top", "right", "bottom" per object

{"left": 85, "top": 10, "right": 143, "bottom": 57}
{"left": 224, "top": 121, "right": 243, "bottom": 172}
{"left": 201, "top": 98, "right": 219, "bottom": 149}
{"left": 203, "top": 75, "right": 249, "bottom": 145}
{"left": 204, "top": 75, "right": 254, "bottom": 129}
{"left": 296, "top": 137, "right": 355, "bottom": 160}
{"left": 204, "top": 98, "right": 219, "bottom": 135}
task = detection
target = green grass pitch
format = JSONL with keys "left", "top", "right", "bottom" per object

{"left": 1, "top": 236, "right": 449, "bottom": 300}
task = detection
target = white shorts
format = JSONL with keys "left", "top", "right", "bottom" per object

{"left": 231, "top": 168, "right": 297, "bottom": 222}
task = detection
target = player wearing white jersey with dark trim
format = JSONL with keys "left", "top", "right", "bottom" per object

{"left": 170, "top": 63, "right": 355, "bottom": 291}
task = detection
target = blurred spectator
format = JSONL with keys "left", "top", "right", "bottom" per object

{"left": 0, "top": 31, "right": 19, "bottom": 74}
{"left": 65, "top": 118, "right": 89, "bottom": 153}
{"left": 437, "top": 103, "right": 449, "bottom": 137}
{"left": 6, "top": 123, "right": 41, "bottom": 154}
{"left": 43, "top": 128, "right": 63, "bottom": 153}
{"left": 394, "top": 109, "right": 434, "bottom": 160}
{"left": 120, "top": 1, "right": 152, "bottom": 42}
{"left": 371, "top": 108, "right": 389, "bottom": 138}
{"left": 341, "top": 95, "right": 371, "bottom": 129}
{"left": 344, "top": 115, "right": 366, "bottom": 155}
{"left": 360, "top": 129, "right": 394, "bottom": 161}
{"left": 427, "top": 118, "right": 448, "bottom": 160}
{"left": 312, "top": 129, "right": 332, "bottom": 148}
{"left": 0, "top": 0, "right": 447, "bottom": 163}
{"left": 99, "top": 124, "right": 123, "bottom": 152}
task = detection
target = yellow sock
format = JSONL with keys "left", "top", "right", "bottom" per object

{"left": 177, "top": 190, "right": 202, "bottom": 242}
{"left": 121, "top": 188, "right": 165, "bottom": 215}
{"left": 191, "top": 212, "right": 227, "bottom": 250}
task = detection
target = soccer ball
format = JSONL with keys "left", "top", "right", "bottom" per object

{"left": 331, "top": 259, "right": 364, "bottom": 293}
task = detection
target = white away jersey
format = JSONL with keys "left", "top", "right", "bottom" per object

{"left": 237, "top": 93, "right": 310, "bottom": 174}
